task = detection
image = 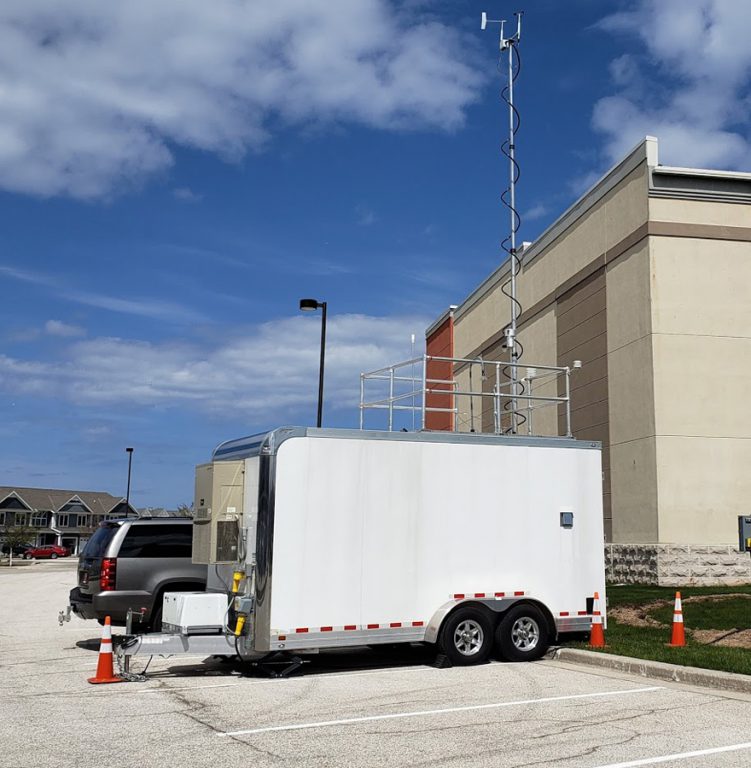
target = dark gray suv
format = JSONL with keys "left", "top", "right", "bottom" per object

{"left": 69, "top": 518, "right": 206, "bottom": 631}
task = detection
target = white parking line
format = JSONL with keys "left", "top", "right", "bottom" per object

{"left": 218, "top": 685, "right": 663, "bottom": 737}
{"left": 590, "top": 741, "right": 751, "bottom": 767}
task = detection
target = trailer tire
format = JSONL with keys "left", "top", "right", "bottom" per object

{"left": 439, "top": 606, "right": 493, "bottom": 666}
{"left": 495, "top": 603, "right": 550, "bottom": 662}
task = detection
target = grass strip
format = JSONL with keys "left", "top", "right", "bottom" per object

{"left": 649, "top": 596, "right": 751, "bottom": 631}
{"left": 566, "top": 584, "right": 751, "bottom": 677}
{"left": 606, "top": 584, "right": 751, "bottom": 607}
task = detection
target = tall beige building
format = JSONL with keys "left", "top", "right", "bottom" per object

{"left": 428, "top": 137, "right": 751, "bottom": 584}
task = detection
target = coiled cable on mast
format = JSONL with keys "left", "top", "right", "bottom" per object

{"left": 498, "top": 43, "right": 526, "bottom": 432}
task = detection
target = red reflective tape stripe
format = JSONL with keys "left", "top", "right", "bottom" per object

{"left": 578, "top": 611, "right": 588, "bottom": 615}
{"left": 495, "top": 592, "right": 506, "bottom": 597}
{"left": 453, "top": 593, "right": 465, "bottom": 599}
{"left": 412, "top": 621, "right": 424, "bottom": 627}
{"left": 559, "top": 612, "right": 570, "bottom": 617}
{"left": 320, "top": 626, "right": 333, "bottom": 632}
{"left": 344, "top": 625, "right": 357, "bottom": 631}
{"left": 295, "top": 628, "right": 309, "bottom": 634}
{"left": 367, "top": 623, "right": 379, "bottom": 629}
{"left": 514, "top": 591, "right": 525, "bottom": 596}
{"left": 474, "top": 592, "right": 485, "bottom": 598}
{"left": 390, "top": 622, "right": 402, "bottom": 628}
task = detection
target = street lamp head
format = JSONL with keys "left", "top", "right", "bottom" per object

{"left": 125, "top": 447, "right": 134, "bottom": 454}
{"left": 299, "top": 297, "right": 327, "bottom": 428}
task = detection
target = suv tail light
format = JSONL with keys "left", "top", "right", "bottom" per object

{"left": 100, "top": 558, "right": 117, "bottom": 591}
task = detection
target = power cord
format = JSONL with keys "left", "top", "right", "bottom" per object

{"left": 499, "top": 42, "right": 527, "bottom": 433}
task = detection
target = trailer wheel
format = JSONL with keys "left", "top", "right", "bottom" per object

{"left": 495, "top": 603, "right": 550, "bottom": 662}
{"left": 439, "top": 607, "right": 493, "bottom": 666}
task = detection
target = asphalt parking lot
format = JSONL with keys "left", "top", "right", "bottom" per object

{"left": 2, "top": 562, "right": 751, "bottom": 768}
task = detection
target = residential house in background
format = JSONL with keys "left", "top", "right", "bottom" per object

{"left": 0, "top": 486, "right": 137, "bottom": 555}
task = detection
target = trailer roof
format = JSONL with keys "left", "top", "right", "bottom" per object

{"left": 212, "top": 427, "right": 599, "bottom": 462}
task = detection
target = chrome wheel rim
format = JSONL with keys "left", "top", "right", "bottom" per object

{"left": 511, "top": 617, "right": 540, "bottom": 652}
{"left": 454, "top": 620, "right": 484, "bottom": 656}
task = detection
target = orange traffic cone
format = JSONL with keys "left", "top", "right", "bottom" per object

{"left": 588, "top": 591, "right": 606, "bottom": 648}
{"left": 667, "top": 591, "right": 686, "bottom": 647}
{"left": 88, "top": 616, "right": 123, "bottom": 684}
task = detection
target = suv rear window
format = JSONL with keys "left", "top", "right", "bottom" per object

{"left": 82, "top": 524, "right": 119, "bottom": 558}
{"left": 118, "top": 524, "right": 192, "bottom": 558}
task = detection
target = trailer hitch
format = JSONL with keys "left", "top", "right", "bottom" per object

{"left": 121, "top": 607, "right": 148, "bottom": 676}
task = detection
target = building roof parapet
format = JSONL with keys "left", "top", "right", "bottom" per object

{"left": 425, "top": 305, "right": 457, "bottom": 339}
{"left": 650, "top": 165, "right": 751, "bottom": 203}
{"left": 453, "top": 136, "right": 658, "bottom": 323}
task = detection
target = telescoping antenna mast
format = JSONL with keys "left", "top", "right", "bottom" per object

{"left": 481, "top": 9, "right": 523, "bottom": 433}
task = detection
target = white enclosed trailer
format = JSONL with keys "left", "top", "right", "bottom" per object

{"left": 122, "top": 427, "right": 605, "bottom": 666}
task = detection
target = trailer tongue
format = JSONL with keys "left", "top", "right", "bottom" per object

{"left": 119, "top": 426, "right": 605, "bottom": 670}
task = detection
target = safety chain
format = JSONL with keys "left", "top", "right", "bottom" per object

{"left": 115, "top": 651, "right": 153, "bottom": 682}
{"left": 114, "top": 638, "right": 152, "bottom": 682}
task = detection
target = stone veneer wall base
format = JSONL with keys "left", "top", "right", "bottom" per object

{"left": 605, "top": 544, "right": 751, "bottom": 586}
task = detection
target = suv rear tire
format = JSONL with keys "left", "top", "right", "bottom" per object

{"left": 149, "top": 604, "right": 163, "bottom": 633}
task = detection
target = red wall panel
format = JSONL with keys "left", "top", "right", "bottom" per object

{"left": 425, "top": 315, "right": 454, "bottom": 430}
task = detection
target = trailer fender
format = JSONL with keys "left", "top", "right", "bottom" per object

{"left": 425, "top": 597, "right": 529, "bottom": 644}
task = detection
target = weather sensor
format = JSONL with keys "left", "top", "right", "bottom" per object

{"left": 480, "top": 9, "right": 522, "bottom": 50}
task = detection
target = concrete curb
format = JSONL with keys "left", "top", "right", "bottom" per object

{"left": 552, "top": 648, "right": 751, "bottom": 694}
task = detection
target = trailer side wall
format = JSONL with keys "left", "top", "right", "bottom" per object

{"left": 268, "top": 436, "right": 604, "bottom": 638}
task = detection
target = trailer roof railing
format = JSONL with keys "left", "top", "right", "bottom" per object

{"left": 359, "top": 355, "right": 581, "bottom": 437}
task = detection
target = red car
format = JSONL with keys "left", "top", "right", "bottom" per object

{"left": 24, "top": 545, "right": 69, "bottom": 559}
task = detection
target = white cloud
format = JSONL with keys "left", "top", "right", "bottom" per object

{"left": 594, "top": 0, "right": 751, "bottom": 169}
{"left": 523, "top": 203, "right": 550, "bottom": 222}
{"left": 0, "top": 1, "right": 482, "bottom": 199}
{"left": 173, "top": 187, "right": 202, "bottom": 203}
{"left": 5, "top": 327, "right": 40, "bottom": 343}
{"left": 44, "top": 319, "right": 85, "bottom": 337}
{"left": 355, "top": 204, "right": 378, "bottom": 226}
{"left": 0, "top": 313, "right": 429, "bottom": 420}
{"left": 0, "top": 264, "right": 204, "bottom": 324}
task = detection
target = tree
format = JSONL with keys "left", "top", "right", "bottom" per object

{"left": 1, "top": 520, "right": 34, "bottom": 567}
{"left": 176, "top": 503, "right": 194, "bottom": 518}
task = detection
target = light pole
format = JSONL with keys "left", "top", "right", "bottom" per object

{"left": 125, "top": 447, "right": 134, "bottom": 515}
{"left": 299, "top": 298, "right": 327, "bottom": 428}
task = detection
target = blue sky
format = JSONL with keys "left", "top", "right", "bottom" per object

{"left": 1, "top": 0, "right": 750, "bottom": 507}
